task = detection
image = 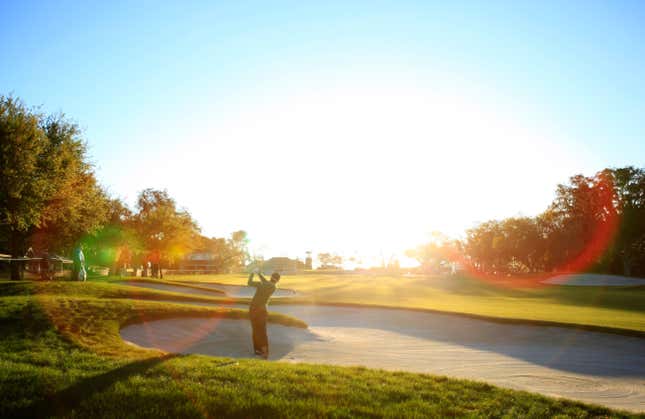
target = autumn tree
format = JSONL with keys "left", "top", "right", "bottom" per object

{"left": 28, "top": 114, "right": 111, "bottom": 253}
{"left": 544, "top": 170, "right": 619, "bottom": 272}
{"left": 0, "top": 95, "right": 109, "bottom": 279}
{"left": 193, "top": 230, "right": 249, "bottom": 273}
{"left": 131, "top": 189, "right": 199, "bottom": 264}
{"left": 462, "top": 167, "right": 644, "bottom": 276}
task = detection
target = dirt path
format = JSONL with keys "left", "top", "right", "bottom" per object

{"left": 121, "top": 300, "right": 645, "bottom": 412}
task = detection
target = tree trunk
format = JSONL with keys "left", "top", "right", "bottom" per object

{"left": 622, "top": 253, "right": 632, "bottom": 277}
{"left": 9, "top": 229, "right": 25, "bottom": 281}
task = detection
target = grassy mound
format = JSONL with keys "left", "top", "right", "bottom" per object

{"left": 0, "top": 280, "right": 234, "bottom": 305}
{"left": 0, "top": 281, "right": 633, "bottom": 418}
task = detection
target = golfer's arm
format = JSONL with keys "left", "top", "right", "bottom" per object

{"left": 258, "top": 273, "right": 269, "bottom": 283}
{"left": 247, "top": 273, "right": 261, "bottom": 287}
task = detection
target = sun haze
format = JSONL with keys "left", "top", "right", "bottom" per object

{"left": 2, "top": 1, "right": 644, "bottom": 261}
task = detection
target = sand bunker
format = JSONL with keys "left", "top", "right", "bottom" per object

{"left": 544, "top": 273, "right": 645, "bottom": 286}
{"left": 121, "top": 304, "right": 645, "bottom": 412}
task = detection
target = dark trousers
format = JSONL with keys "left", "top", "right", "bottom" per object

{"left": 249, "top": 306, "right": 268, "bottom": 354}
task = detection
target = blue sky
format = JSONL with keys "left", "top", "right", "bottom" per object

{"left": 2, "top": 1, "right": 644, "bottom": 263}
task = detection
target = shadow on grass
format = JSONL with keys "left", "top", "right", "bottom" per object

{"left": 537, "top": 285, "right": 645, "bottom": 313}
{"left": 434, "top": 275, "right": 645, "bottom": 314}
{"left": 10, "top": 354, "right": 179, "bottom": 418}
{"left": 0, "top": 296, "right": 182, "bottom": 418}
{"left": 0, "top": 281, "right": 35, "bottom": 297}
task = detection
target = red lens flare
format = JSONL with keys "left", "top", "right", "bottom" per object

{"left": 453, "top": 174, "right": 621, "bottom": 289}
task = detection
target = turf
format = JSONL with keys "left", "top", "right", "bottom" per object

{"left": 0, "top": 280, "right": 233, "bottom": 306}
{"left": 159, "top": 273, "right": 645, "bottom": 334}
{"left": 0, "top": 280, "right": 635, "bottom": 418}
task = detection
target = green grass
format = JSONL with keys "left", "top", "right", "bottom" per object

{"left": 0, "top": 280, "right": 635, "bottom": 418}
{"left": 108, "top": 277, "right": 228, "bottom": 295}
{"left": 0, "top": 279, "right": 236, "bottom": 305}
{"left": 163, "top": 273, "right": 645, "bottom": 335}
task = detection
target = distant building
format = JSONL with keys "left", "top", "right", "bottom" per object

{"left": 179, "top": 250, "right": 218, "bottom": 273}
{"left": 261, "top": 257, "right": 305, "bottom": 275}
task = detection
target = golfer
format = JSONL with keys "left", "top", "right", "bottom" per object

{"left": 247, "top": 270, "right": 280, "bottom": 359}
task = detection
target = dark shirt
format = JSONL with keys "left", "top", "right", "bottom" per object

{"left": 248, "top": 273, "right": 276, "bottom": 309}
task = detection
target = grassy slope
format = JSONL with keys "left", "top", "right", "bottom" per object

{"left": 167, "top": 273, "right": 645, "bottom": 334}
{"left": 110, "top": 277, "right": 228, "bottom": 295}
{"left": 0, "top": 280, "right": 245, "bottom": 306}
{"left": 0, "top": 281, "right": 632, "bottom": 418}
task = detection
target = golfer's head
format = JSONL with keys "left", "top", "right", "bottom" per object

{"left": 271, "top": 272, "right": 281, "bottom": 283}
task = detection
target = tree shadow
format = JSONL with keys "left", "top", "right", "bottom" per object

{"left": 0, "top": 297, "right": 184, "bottom": 418}
{"left": 9, "top": 354, "right": 179, "bottom": 418}
{"left": 537, "top": 284, "right": 645, "bottom": 313}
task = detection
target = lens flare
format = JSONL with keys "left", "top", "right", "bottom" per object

{"left": 454, "top": 174, "right": 620, "bottom": 289}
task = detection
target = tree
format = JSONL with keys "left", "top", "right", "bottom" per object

{"left": 194, "top": 231, "right": 249, "bottom": 273}
{"left": 607, "top": 167, "right": 645, "bottom": 275}
{"left": 461, "top": 167, "right": 644, "bottom": 277}
{"left": 80, "top": 198, "right": 137, "bottom": 269}
{"left": 228, "top": 230, "right": 249, "bottom": 270}
{"left": 406, "top": 232, "right": 459, "bottom": 273}
{"left": 464, "top": 222, "right": 505, "bottom": 273}
{"left": 0, "top": 95, "right": 109, "bottom": 279}
{"left": 29, "top": 114, "right": 111, "bottom": 253}
{"left": 1, "top": 96, "right": 49, "bottom": 279}
{"left": 317, "top": 253, "right": 342, "bottom": 269}
{"left": 131, "top": 189, "right": 199, "bottom": 264}
{"left": 545, "top": 170, "right": 619, "bottom": 273}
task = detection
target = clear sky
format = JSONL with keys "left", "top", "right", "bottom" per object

{"left": 2, "top": 1, "right": 644, "bottom": 265}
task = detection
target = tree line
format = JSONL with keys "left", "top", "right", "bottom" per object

{"left": 408, "top": 167, "right": 645, "bottom": 277}
{"left": 1, "top": 95, "right": 247, "bottom": 280}
{"left": 4, "top": 95, "right": 644, "bottom": 279}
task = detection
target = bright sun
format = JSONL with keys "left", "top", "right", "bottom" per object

{"left": 162, "top": 78, "right": 578, "bottom": 262}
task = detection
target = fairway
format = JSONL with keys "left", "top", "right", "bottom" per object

{"left": 155, "top": 273, "right": 645, "bottom": 335}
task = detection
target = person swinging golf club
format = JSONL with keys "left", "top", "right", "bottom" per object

{"left": 247, "top": 269, "right": 280, "bottom": 359}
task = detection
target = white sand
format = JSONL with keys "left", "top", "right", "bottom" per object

{"left": 121, "top": 304, "right": 645, "bottom": 412}
{"left": 544, "top": 273, "right": 645, "bottom": 286}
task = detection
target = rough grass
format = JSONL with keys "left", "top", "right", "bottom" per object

{"left": 162, "top": 273, "right": 645, "bottom": 334}
{"left": 0, "top": 280, "right": 637, "bottom": 418}
{"left": 0, "top": 280, "right": 235, "bottom": 305}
